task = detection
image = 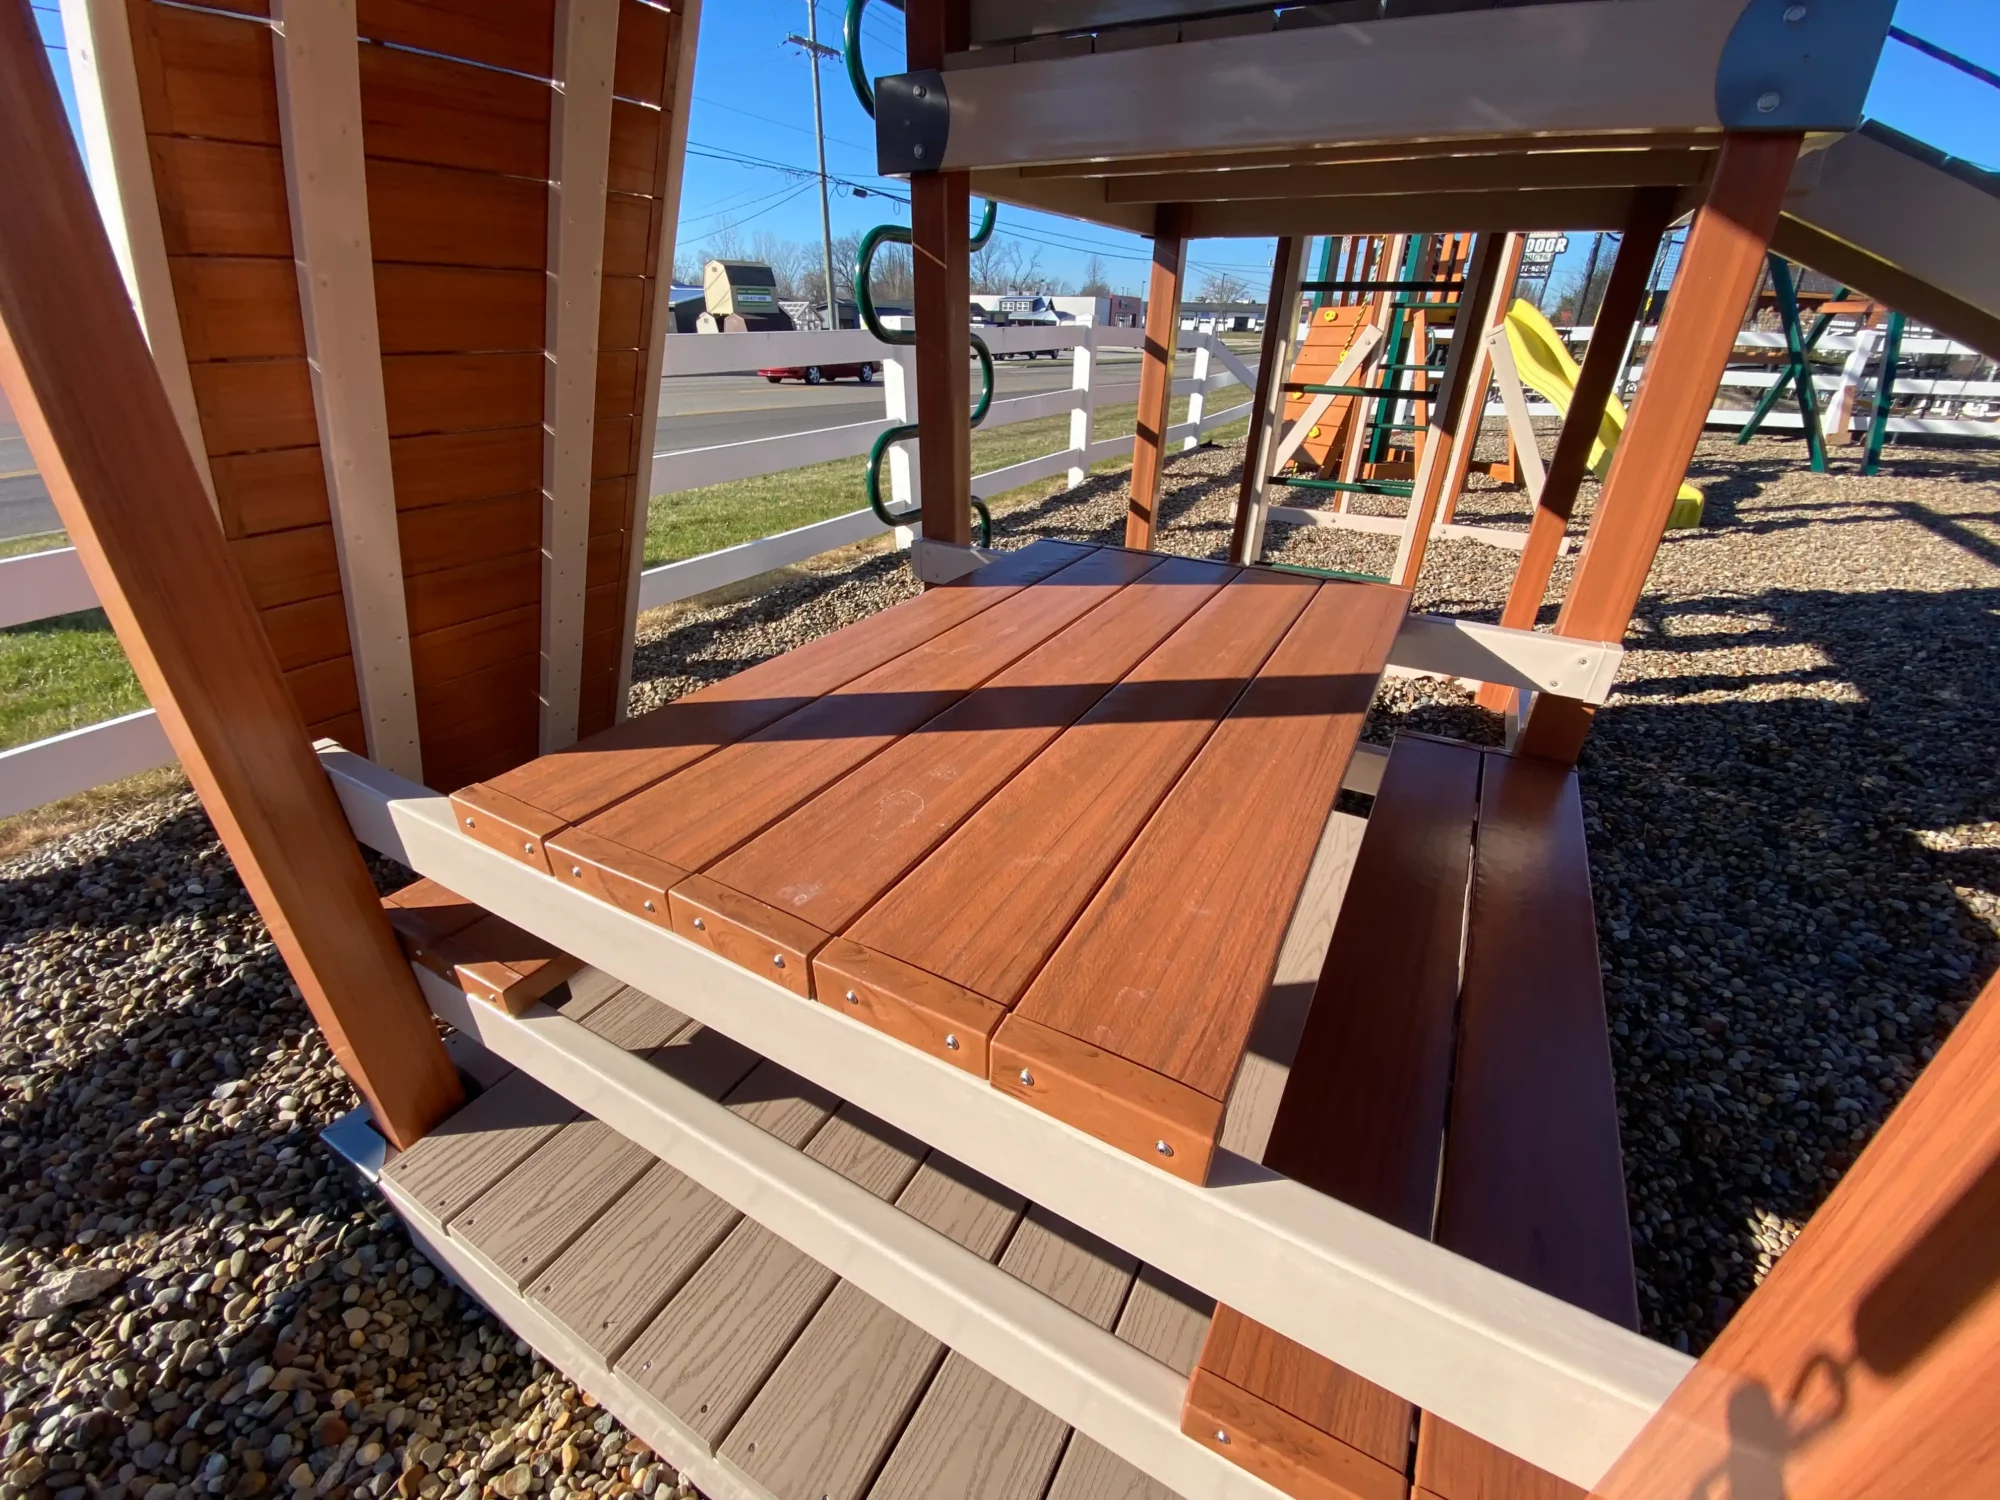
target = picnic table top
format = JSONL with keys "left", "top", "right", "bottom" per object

{"left": 449, "top": 538, "right": 1409, "bottom": 1182}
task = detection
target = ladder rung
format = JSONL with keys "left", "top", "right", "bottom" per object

{"left": 1273, "top": 476, "right": 1416, "bottom": 496}
{"left": 1285, "top": 384, "right": 1437, "bottom": 400}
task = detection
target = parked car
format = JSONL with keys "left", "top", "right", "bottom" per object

{"left": 758, "top": 362, "right": 877, "bottom": 385}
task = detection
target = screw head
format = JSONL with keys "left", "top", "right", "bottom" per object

{"left": 1018, "top": 1068, "right": 1034, "bottom": 1087}
{"left": 1757, "top": 90, "right": 1782, "bottom": 113}
{"left": 1155, "top": 1140, "right": 1175, "bottom": 1157}
{"left": 912, "top": 144, "right": 926, "bottom": 159}
{"left": 570, "top": 866, "right": 582, "bottom": 878}
{"left": 692, "top": 917, "right": 706, "bottom": 931}
{"left": 844, "top": 989, "right": 859, "bottom": 1004}
{"left": 1783, "top": 3, "right": 1806, "bottom": 19}
{"left": 1215, "top": 1429, "right": 1230, "bottom": 1444}
{"left": 642, "top": 900, "right": 655, "bottom": 912}
{"left": 463, "top": 816, "right": 477, "bottom": 828}
{"left": 913, "top": 83, "right": 927, "bottom": 98}
{"left": 945, "top": 1034, "right": 960, "bottom": 1050}
{"left": 772, "top": 954, "right": 786, "bottom": 968}
{"left": 523, "top": 842, "right": 535, "bottom": 854}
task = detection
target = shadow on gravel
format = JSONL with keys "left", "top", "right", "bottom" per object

{"left": 1584, "top": 580, "right": 2000, "bottom": 1350}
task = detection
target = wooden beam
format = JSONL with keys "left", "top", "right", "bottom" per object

{"left": 1517, "top": 135, "right": 1799, "bottom": 761}
{"left": 57, "top": 0, "right": 215, "bottom": 511}
{"left": 540, "top": 0, "right": 620, "bottom": 751}
{"left": 1592, "top": 969, "right": 2000, "bottom": 1500}
{"left": 270, "top": 0, "right": 422, "bottom": 780}
{"left": 909, "top": 0, "right": 973, "bottom": 550}
{"left": 1108, "top": 147, "right": 1714, "bottom": 204}
{"left": 616, "top": 0, "right": 702, "bottom": 720}
{"left": 0, "top": 2, "right": 461, "bottom": 1150}
{"left": 1126, "top": 202, "right": 1188, "bottom": 550}
{"left": 1019, "top": 132, "right": 1726, "bottom": 181}
{"left": 1228, "top": 235, "right": 1305, "bottom": 565}
{"left": 1389, "top": 232, "right": 1509, "bottom": 588}
{"left": 1438, "top": 231, "right": 1526, "bottom": 525}
{"left": 1477, "top": 190, "right": 1674, "bottom": 715}
{"left": 1183, "top": 187, "right": 1688, "bottom": 239}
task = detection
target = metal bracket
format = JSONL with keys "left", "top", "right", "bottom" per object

{"left": 910, "top": 535, "right": 1002, "bottom": 585}
{"left": 1715, "top": 0, "right": 1894, "bottom": 132}
{"left": 876, "top": 69, "right": 951, "bottom": 175}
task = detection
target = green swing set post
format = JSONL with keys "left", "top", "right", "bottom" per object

{"left": 1735, "top": 256, "right": 1830, "bottom": 471}
{"left": 1861, "top": 310, "right": 1906, "bottom": 476}
{"left": 845, "top": 0, "right": 995, "bottom": 545}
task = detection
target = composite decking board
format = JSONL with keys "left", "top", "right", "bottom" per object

{"left": 534, "top": 1063, "right": 840, "bottom": 1362}
{"left": 454, "top": 539, "right": 1095, "bottom": 851}
{"left": 846, "top": 567, "right": 1322, "bottom": 1011}
{"left": 380, "top": 1068, "right": 576, "bottom": 1221}
{"left": 705, "top": 554, "right": 1236, "bottom": 938}
{"left": 1413, "top": 753, "right": 1636, "bottom": 1500}
{"left": 1010, "top": 578, "right": 1411, "bottom": 1102}
{"left": 449, "top": 1024, "right": 761, "bottom": 1291}
{"left": 1044, "top": 1437, "right": 1182, "bottom": 1500}
{"left": 1197, "top": 734, "right": 1482, "bottom": 1478}
{"left": 613, "top": 1106, "right": 930, "bottom": 1444}
{"left": 868, "top": 1206, "right": 1141, "bottom": 1500}
{"left": 575, "top": 984, "right": 695, "bottom": 1054}
{"left": 548, "top": 965, "right": 632, "bottom": 1022}
{"left": 566, "top": 545, "right": 1161, "bottom": 881}
{"left": 719, "top": 1155, "right": 1027, "bottom": 1500}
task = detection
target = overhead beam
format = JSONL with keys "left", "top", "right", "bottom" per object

{"left": 1107, "top": 148, "right": 1715, "bottom": 204}
{"left": 270, "top": 0, "right": 423, "bottom": 780}
{"left": 1125, "top": 202, "right": 1188, "bottom": 549}
{"left": 1181, "top": 187, "right": 1698, "bottom": 239}
{"left": 0, "top": 1, "right": 461, "bottom": 1149}
{"left": 1017, "top": 132, "right": 1727, "bottom": 181}
{"left": 541, "top": 0, "right": 621, "bottom": 751}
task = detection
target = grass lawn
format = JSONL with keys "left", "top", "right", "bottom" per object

{"left": 0, "top": 608, "right": 148, "bottom": 752}
{"left": 0, "top": 529, "right": 67, "bottom": 560}
{"left": 644, "top": 395, "right": 1247, "bottom": 566}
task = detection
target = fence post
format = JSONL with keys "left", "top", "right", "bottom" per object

{"left": 1067, "top": 324, "right": 1097, "bottom": 488}
{"left": 1825, "top": 325, "right": 1879, "bottom": 446}
{"left": 1182, "top": 333, "right": 1211, "bottom": 450}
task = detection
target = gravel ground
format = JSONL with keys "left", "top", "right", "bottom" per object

{"left": 2, "top": 426, "right": 1995, "bottom": 1498}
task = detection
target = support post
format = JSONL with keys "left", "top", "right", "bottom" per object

{"left": 1388, "top": 231, "right": 1509, "bottom": 589}
{"left": 1591, "top": 969, "right": 2000, "bottom": 1500}
{"left": 0, "top": 5, "right": 462, "bottom": 1149}
{"left": 1067, "top": 324, "right": 1097, "bottom": 486}
{"left": 1476, "top": 189, "right": 1675, "bottom": 713}
{"left": 906, "top": 0, "right": 972, "bottom": 550}
{"left": 1735, "top": 256, "right": 1827, "bottom": 470}
{"left": 271, "top": 0, "right": 423, "bottom": 781}
{"left": 1861, "top": 310, "right": 1905, "bottom": 476}
{"left": 1229, "top": 235, "right": 1306, "bottom": 565}
{"left": 1126, "top": 202, "right": 1188, "bottom": 549}
{"left": 1438, "top": 230, "right": 1525, "bottom": 524}
{"left": 1516, "top": 135, "right": 1801, "bottom": 762}
{"left": 1825, "top": 322, "right": 1878, "bottom": 447}
{"left": 539, "top": 0, "right": 619, "bottom": 751}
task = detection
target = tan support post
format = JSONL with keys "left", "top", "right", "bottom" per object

{"left": 1126, "top": 202, "right": 1189, "bottom": 550}
{"left": 1389, "top": 231, "right": 1510, "bottom": 589}
{"left": 1590, "top": 968, "right": 2000, "bottom": 1500}
{"left": 1228, "top": 234, "right": 1306, "bottom": 565}
{"left": 0, "top": 4, "right": 463, "bottom": 1151}
{"left": 1438, "top": 231, "right": 1526, "bottom": 523}
{"left": 1476, "top": 189, "right": 1676, "bottom": 713}
{"left": 1517, "top": 135, "right": 1801, "bottom": 761}
{"left": 907, "top": 0, "right": 972, "bottom": 550}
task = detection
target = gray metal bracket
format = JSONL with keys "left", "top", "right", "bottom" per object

{"left": 876, "top": 69, "right": 950, "bottom": 176}
{"left": 1716, "top": 0, "right": 1894, "bottom": 131}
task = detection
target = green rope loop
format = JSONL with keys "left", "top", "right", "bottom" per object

{"left": 970, "top": 198, "right": 997, "bottom": 251}
{"left": 865, "top": 422, "right": 920, "bottom": 526}
{"left": 969, "top": 334, "right": 993, "bottom": 426}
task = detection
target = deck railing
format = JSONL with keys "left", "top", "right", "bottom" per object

{"left": 0, "top": 323, "right": 1255, "bottom": 819}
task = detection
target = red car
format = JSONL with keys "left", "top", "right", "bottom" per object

{"left": 758, "top": 361, "right": 877, "bottom": 385}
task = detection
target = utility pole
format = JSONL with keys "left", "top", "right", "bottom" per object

{"left": 786, "top": 12, "right": 841, "bottom": 329}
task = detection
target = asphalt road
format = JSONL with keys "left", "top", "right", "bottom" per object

{"left": 0, "top": 349, "right": 1208, "bottom": 541}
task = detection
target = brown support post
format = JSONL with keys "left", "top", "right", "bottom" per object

{"left": 1126, "top": 202, "right": 1189, "bottom": 550}
{"left": 1592, "top": 969, "right": 2000, "bottom": 1500}
{"left": 1516, "top": 135, "right": 1800, "bottom": 760}
{"left": 1475, "top": 190, "right": 1676, "bottom": 712}
{"left": 1438, "top": 231, "right": 1527, "bottom": 523}
{"left": 907, "top": 0, "right": 972, "bottom": 548}
{"left": 1389, "top": 231, "right": 1509, "bottom": 589}
{"left": 1228, "top": 234, "right": 1306, "bottom": 565}
{"left": 0, "top": 5, "right": 462, "bottom": 1150}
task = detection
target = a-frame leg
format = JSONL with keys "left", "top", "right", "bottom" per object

{"left": 0, "top": 1, "right": 461, "bottom": 1149}
{"left": 1515, "top": 136, "right": 1801, "bottom": 761}
{"left": 1127, "top": 203, "right": 1189, "bottom": 550}
{"left": 1229, "top": 235, "right": 1307, "bottom": 565}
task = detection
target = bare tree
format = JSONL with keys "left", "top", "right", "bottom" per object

{"left": 1077, "top": 254, "right": 1112, "bottom": 297}
{"left": 752, "top": 232, "right": 813, "bottom": 300}
{"left": 970, "top": 236, "right": 1056, "bottom": 295}
{"left": 1196, "top": 268, "right": 1253, "bottom": 305}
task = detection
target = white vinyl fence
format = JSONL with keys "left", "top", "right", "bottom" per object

{"left": 0, "top": 325, "right": 1254, "bottom": 818}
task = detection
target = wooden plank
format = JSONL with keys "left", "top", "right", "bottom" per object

{"left": 391, "top": 424, "right": 543, "bottom": 509}
{"left": 541, "top": 0, "right": 620, "bottom": 753}
{"left": 844, "top": 567, "right": 1318, "bottom": 1032}
{"left": 380, "top": 875, "right": 482, "bottom": 975}
{"left": 454, "top": 538, "right": 1094, "bottom": 868}
{"left": 1192, "top": 734, "right": 1479, "bottom": 1490}
{"left": 373, "top": 264, "right": 543, "bottom": 355}
{"left": 534, "top": 1061, "right": 838, "bottom": 1361}
{"left": 380, "top": 351, "right": 543, "bottom": 436}
{"left": 868, "top": 1208, "right": 1138, "bottom": 1500}
{"left": 149, "top": 138, "right": 292, "bottom": 259}
{"left": 1519, "top": 133, "right": 1800, "bottom": 762}
{"left": 355, "top": 0, "right": 556, "bottom": 80}
{"left": 1126, "top": 203, "right": 1188, "bottom": 549}
{"left": 1479, "top": 191, "right": 1675, "bottom": 714}
{"left": 381, "top": 1069, "right": 574, "bottom": 1219}
{"left": 189, "top": 357, "right": 317, "bottom": 454}
{"left": 550, "top": 546, "right": 1151, "bottom": 917}
{"left": 704, "top": 554, "right": 1229, "bottom": 1050}
{"left": 614, "top": 1106, "right": 928, "bottom": 1443}
{"left": 212, "top": 445, "right": 328, "bottom": 537}
{"left": 366, "top": 157, "right": 547, "bottom": 270}
{"left": 1229, "top": 234, "right": 1305, "bottom": 564}
{"left": 0, "top": 4, "right": 459, "bottom": 1149}
{"left": 721, "top": 1155, "right": 1027, "bottom": 1499}
{"left": 129, "top": 0, "right": 280, "bottom": 145}
{"left": 272, "top": 0, "right": 424, "bottom": 780}
{"left": 612, "top": 0, "right": 670, "bottom": 105}
{"left": 356, "top": 41, "right": 552, "bottom": 180}
{"left": 1002, "top": 578, "right": 1408, "bottom": 1182}
{"left": 167, "top": 255, "right": 303, "bottom": 362}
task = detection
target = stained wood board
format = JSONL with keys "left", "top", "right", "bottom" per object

{"left": 450, "top": 539, "right": 1095, "bottom": 867}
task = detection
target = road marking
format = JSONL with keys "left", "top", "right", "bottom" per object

{"left": 0, "top": 468, "right": 42, "bottom": 481}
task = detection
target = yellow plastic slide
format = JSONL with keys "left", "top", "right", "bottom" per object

{"left": 1503, "top": 298, "right": 1704, "bottom": 528}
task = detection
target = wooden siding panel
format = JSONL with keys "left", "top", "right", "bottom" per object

{"left": 231, "top": 526, "right": 341, "bottom": 610}
{"left": 151, "top": 139, "right": 291, "bottom": 258}
{"left": 131, "top": 1, "right": 280, "bottom": 146}
{"left": 595, "top": 348, "right": 643, "bottom": 417}
{"left": 367, "top": 160, "right": 546, "bottom": 271}
{"left": 613, "top": 0, "right": 671, "bottom": 105}
{"left": 374, "top": 265, "right": 544, "bottom": 355}
{"left": 602, "top": 192, "right": 653, "bottom": 276}
{"left": 261, "top": 593, "right": 353, "bottom": 673}
{"left": 285, "top": 654, "right": 361, "bottom": 728}
{"left": 593, "top": 414, "right": 636, "bottom": 480}
{"left": 404, "top": 552, "right": 540, "bottom": 637}
{"left": 390, "top": 426, "right": 543, "bottom": 512}
{"left": 357, "top": 43, "right": 551, "bottom": 180}
{"left": 381, "top": 353, "right": 543, "bottom": 437}
{"left": 189, "top": 358, "right": 318, "bottom": 455}
{"left": 606, "top": 99, "right": 659, "bottom": 197}
{"left": 169, "top": 256, "right": 305, "bottom": 362}
{"left": 400, "top": 492, "right": 542, "bottom": 578}
{"left": 598, "top": 275, "right": 646, "bottom": 350}
{"left": 410, "top": 604, "right": 539, "bottom": 690}
{"left": 356, "top": 0, "right": 557, "bottom": 79}
{"left": 211, "top": 447, "right": 329, "bottom": 538}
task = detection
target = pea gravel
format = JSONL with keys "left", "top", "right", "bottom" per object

{"left": 3, "top": 428, "right": 1995, "bottom": 1500}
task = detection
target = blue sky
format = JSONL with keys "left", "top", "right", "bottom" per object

{"left": 32, "top": 0, "right": 2000, "bottom": 300}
